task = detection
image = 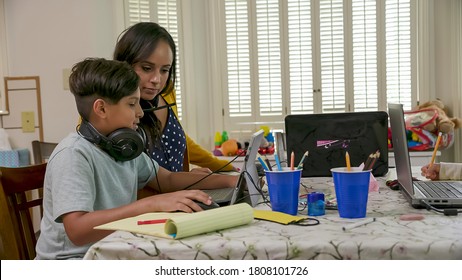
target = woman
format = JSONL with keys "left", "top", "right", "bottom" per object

{"left": 114, "top": 22, "right": 234, "bottom": 175}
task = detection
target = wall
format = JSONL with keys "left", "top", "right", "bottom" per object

{"left": 433, "top": 0, "right": 462, "bottom": 162}
{"left": 2, "top": 0, "right": 124, "bottom": 149}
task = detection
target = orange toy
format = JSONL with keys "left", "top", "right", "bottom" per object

{"left": 221, "top": 139, "right": 239, "bottom": 156}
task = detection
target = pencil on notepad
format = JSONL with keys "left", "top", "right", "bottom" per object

{"left": 345, "top": 151, "right": 351, "bottom": 171}
{"left": 429, "top": 132, "right": 442, "bottom": 168}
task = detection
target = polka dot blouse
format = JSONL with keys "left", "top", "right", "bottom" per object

{"left": 149, "top": 107, "right": 186, "bottom": 172}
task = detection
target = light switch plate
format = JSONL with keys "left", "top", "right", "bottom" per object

{"left": 22, "top": 111, "right": 35, "bottom": 132}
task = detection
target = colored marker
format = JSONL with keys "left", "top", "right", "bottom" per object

{"left": 296, "top": 151, "right": 309, "bottom": 170}
{"left": 137, "top": 219, "right": 168, "bottom": 225}
{"left": 274, "top": 154, "right": 282, "bottom": 171}
{"left": 257, "top": 156, "right": 269, "bottom": 171}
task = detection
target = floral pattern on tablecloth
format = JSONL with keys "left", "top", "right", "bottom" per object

{"left": 84, "top": 175, "right": 462, "bottom": 260}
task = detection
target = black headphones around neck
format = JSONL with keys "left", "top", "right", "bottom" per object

{"left": 78, "top": 120, "right": 146, "bottom": 161}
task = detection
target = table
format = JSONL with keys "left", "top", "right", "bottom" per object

{"left": 83, "top": 169, "right": 462, "bottom": 260}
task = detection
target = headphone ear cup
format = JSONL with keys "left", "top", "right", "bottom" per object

{"left": 107, "top": 128, "right": 145, "bottom": 161}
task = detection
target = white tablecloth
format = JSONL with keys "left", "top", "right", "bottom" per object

{"left": 84, "top": 171, "right": 462, "bottom": 260}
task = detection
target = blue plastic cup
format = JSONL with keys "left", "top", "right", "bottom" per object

{"left": 331, "top": 167, "right": 371, "bottom": 219}
{"left": 265, "top": 169, "right": 301, "bottom": 215}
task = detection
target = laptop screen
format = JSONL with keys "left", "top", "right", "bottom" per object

{"left": 242, "top": 129, "right": 264, "bottom": 207}
{"left": 285, "top": 112, "right": 389, "bottom": 177}
{"left": 388, "top": 103, "right": 415, "bottom": 196}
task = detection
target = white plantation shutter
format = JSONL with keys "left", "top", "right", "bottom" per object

{"left": 126, "top": 0, "right": 150, "bottom": 26}
{"left": 125, "top": 0, "right": 183, "bottom": 118}
{"left": 319, "top": 0, "right": 345, "bottom": 113}
{"left": 287, "top": 0, "right": 314, "bottom": 114}
{"left": 221, "top": 0, "right": 414, "bottom": 132}
{"left": 225, "top": 0, "right": 252, "bottom": 117}
{"left": 352, "top": 0, "right": 378, "bottom": 112}
{"left": 385, "top": 0, "right": 412, "bottom": 109}
{"left": 256, "top": 0, "right": 283, "bottom": 116}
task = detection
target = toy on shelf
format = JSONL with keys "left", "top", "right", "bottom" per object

{"left": 388, "top": 100, "right": 461, "bottom": 151}
{"left": 258, "top": 126, "right": 275, "bottom": 155}
{"left": 212, "top": 131, "right": 244, "bottom": 157}
{"left": 214, "top": 132, "right": 222, "bottom": 149}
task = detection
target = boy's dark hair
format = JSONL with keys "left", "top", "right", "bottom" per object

{"left": 69, "top": 58, "right": 140, "bottom": 120}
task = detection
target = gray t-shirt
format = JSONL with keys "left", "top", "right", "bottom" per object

{"left": 35, "top": 133, "right": 157, "bottom": 259}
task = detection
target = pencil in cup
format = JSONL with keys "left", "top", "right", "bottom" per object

{"left": 290, "top": 151, "right": 295, "bottom": 170}
{"left": 296, "top": 151, "right": 309, "bottom": 170}
{"left": 345, "top": 151, "right": 351, "bottom": 171}
{"left": 257, "top": 155, "right": 270, "bottom": 171}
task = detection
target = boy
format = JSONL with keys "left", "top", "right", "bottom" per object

{"left": 35, "top": 58, "right": 237, "bottom": 259}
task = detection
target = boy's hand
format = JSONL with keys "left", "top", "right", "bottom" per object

{"left": 150, "top": 189, "right": 212, "bottom": 213}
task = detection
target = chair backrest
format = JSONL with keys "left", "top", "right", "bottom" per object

{"left": 0, "top": 163, "right": 47, "bottom": 260}
{"left": 32, "top": 140, "right": 58, "bottom": 164}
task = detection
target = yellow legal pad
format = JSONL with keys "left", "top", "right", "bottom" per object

{"left": 94, "top": 203, "right": 253, "bottom": 239}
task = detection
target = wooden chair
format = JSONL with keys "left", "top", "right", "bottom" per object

{"left": 0, "top": 163, "right": 47, "bottom": 259}
{"left": 32, "top": 140, "right": 57, "bottom": 164}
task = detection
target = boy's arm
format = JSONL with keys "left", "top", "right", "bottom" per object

{"left": 62, "top": 189, "right": 212, "bottom": 246}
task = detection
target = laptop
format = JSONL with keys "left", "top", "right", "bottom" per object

{"left": 285, "top": 112, "right": 389, "bottom": 177}
{"left": 388, "top": 103, "right": 462, "bottom": 208}
{"left": 274, "top": 131, "right": 287, "bottom": 167}
{"left": 203, "top": 129, "right": 264, "bottom": 207}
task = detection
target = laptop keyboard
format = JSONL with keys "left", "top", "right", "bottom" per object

{"left": 414, "top": 181, "right": 462, "bottom": 198}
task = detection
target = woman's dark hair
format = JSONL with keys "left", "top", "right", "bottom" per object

{"left": 114, "top": 22, "right": 176, "bottom": 93}
{"left": 113, "top": 22, "right": 177, "bottom": 148}
{"left": 69, "top": 58, "right": 139, "bottom": 120}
